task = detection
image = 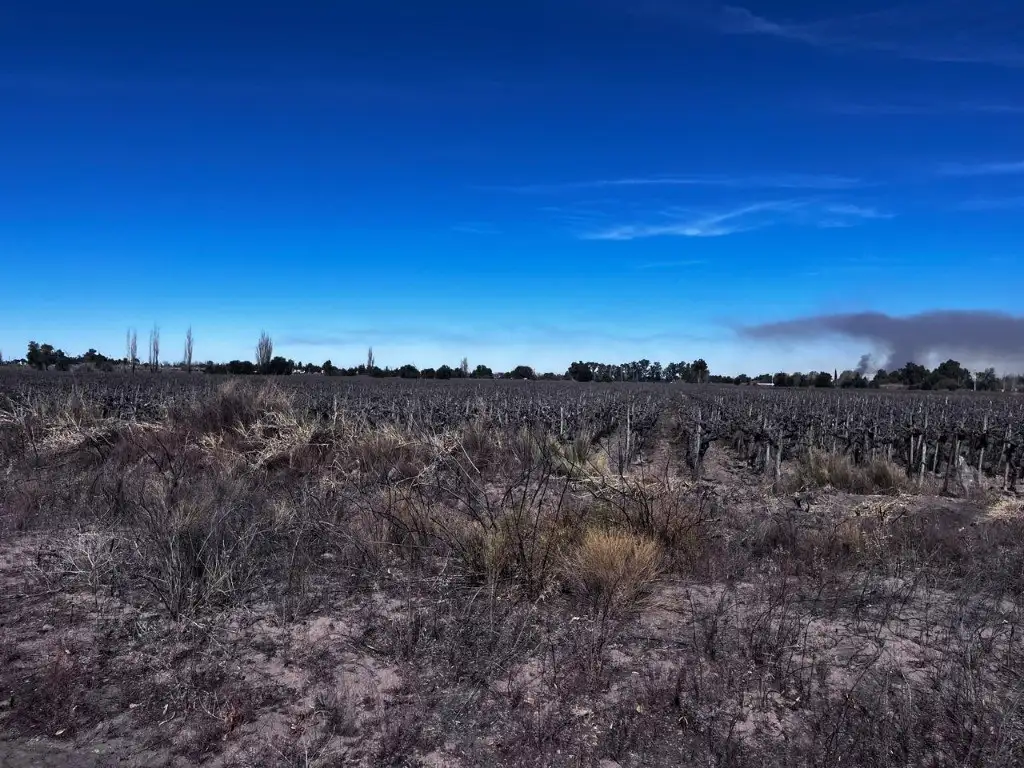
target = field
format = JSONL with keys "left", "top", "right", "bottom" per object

{"left": 1, "top": 371, "right": 1023, "bottom": 767}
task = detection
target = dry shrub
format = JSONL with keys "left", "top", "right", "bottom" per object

{"left": 566, "top": 528, "right": 662, "bottom": 618}
{"left": 174, "top": 379, "right": 297, "bottom": 434}
{"left": 0, "top": 478, "right": 45, "bottom": 531}
{"left": 348, "top": 426, "right": 434, "bottom": 483}
{"left": 375, "top": 493, "right": 438, "bottom": 560}
{"left": 459, "top": 420, "right": 502, "bottom": 474}
{"left": 588, "top": 478, "right": 715, "bottom": 571}
{"left": 446, "top": 518, "right": 505, "bottom": 582}
{"left": 863, "top": 456, "right": 907, "bottom": 493}
{"left": 128, "top": 470, "right": 270, "bottom": 617}
{"left": 235, "top": 412, "right": 319, "bottom": 471}
{"left": 294, "top": 477, "right": 389, "bottom": 580}
{"left": 0, "top": 422, "right": 23, "bottom": 461}
{"left": 51, "top": 530, "right": 122, "bottom": 591}
{"left": 509, "top": 426, "right": 606, "bottom": 480}
{"left": 313, "top": 681, "right": 360, "bottom": 737}
{"left": 556, "top": 434, "right": 608, "bottom": 480}
{"left": 445, "top": 512, "right": 573, "bottom": 595}
{"left": 5, "top": 644, "right": 99, "bottom": 736}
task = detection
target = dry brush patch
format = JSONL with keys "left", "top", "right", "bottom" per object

{"left": 1, "top": 373, "right": 1023, "bottom": 766}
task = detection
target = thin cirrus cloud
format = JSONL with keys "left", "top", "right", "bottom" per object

{"left": 677, "top": 1, "right": 1024, "bottom": 67}
{"left": 486, "top": 173, "right": 864, "bottom": 194}
{"left": 955, "top": 197, "right": 1024, "bottom": 211}
{"left": 451, "top": 222, "right": 500, "bottom": 235}
{"left": 636, "top": 259, "right": 707, "bottom": 270}
{"left": 820, "top": 203, "right": 893, "bottom": 219}
{"left": 937, "top": 160, "right": 1024, "bottom": 177}
{"left": 829, "top": 101, "right": 1024, "bottom": 116}
{"left": 581, "top": 200, "right": 892, "bottom": 241}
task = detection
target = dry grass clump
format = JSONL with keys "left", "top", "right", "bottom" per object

{"left": 347, "top": 425, "right": 437, "bottom": 484}
{"left": 459, "top": 420, "right": 503, "bottom": 473}
{"left": 173, "top": 379, "right": 298, "bottom": 434}
{"left": 789, "top": 449, "right": 907, "bottom": 495}
{"left": 508, "top": 426, "right": 607, "bottom": 479}
{"left": 566, "top": 528, "right": 662, "bottom": 619}
{"left": 983, "top": 494, "right": 1024, "bottom": 522}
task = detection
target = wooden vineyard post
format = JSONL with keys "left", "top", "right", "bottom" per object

{"left": 774, "top": 430, "right": 783, "bottom": 485}
{"left": 942, "top": 434, "right": 960, "bottom": 496}
{"left": 1004, "top": 428, "right": 1014, "bottom": 491}
{"left": 918, "top": 438, "right": 927, "bottom": 488}
{"left": 692, "top": 406, "right": 703, "bottom": 481}
{"left": 908, "top": 411, "right": 914, "bottom": 470}
{"left": 977, "top": 415, "right": 987, "bottom": 480}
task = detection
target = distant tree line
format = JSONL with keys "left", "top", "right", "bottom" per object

{"left": 23, "top": 342, "right": 117, "bottom": 372}
{"left": 4, "top": 334, "right": 1021, "bottom": 392}
{"left": 766, "top": 360, "right": 1009, "bottom": 392}
{"left": 566, "top": 359, "right": 710, "bottom": 383}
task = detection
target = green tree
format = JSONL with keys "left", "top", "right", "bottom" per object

{"left": 435, "top": 364, "right": 453, "bottom": 380}
{"left": 567, "top": 361, "right": 593, "bottom": 382}
{"left": 814, "top": 371, "right": 833, "bottom": 387}
{"left": 510, "top": 365, "right": 535, "bottom": 380}
{"left": 691, "top": 359, "right": 709, "bottom": 384}
{"left": 39, "top": 344, "right": 55, "bottom": 370}
{"left": 26, "top": 341, "right": 42, "bottom": 369}
{"left": 932, "top": 359, "right": 972, "bottom": 389}
{"left": 227, "top": 360, "right": 257, "bottom": 375}
{"left": 976, "top": 367, "right": 1000, "bottom": 391}
{"left": 266, "top": 356, "right": 294, "bottom": 375}
{"left": 898, "top": 362, "right": 929, "bottom": 387}
{"left": 772, "top": 372, "right": 793, "bottom": 387}
{"left": 398, "top": 364, "right": 420, "bottom": 379}
{"left": 471, "top": 364, "right": 493, "bottom": 379}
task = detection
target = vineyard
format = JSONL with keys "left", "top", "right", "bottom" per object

{"left": 1, "top": 371, "right": 1023, "bottom": 766}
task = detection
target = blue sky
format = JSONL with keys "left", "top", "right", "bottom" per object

{"left": 1, "top": 0, "right": 1022, "bottom": 374}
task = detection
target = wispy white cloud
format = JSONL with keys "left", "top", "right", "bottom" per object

{"left": 955, "top": 197, "right": 1024, "bottom": 210}
{"left": 822, "top": 203, "right": 895, "bottom": 220}
{"left": 682, "top": 2, "right": 1024, "bottom": 67}
{"left": 584, "top": 200, "right": 794, "bottom": 240}
{"left": 485, "top": 173, "right": 863, "bottom": 194}
{"left": 829, "top": 101, "right": 1024, "bottom": 116}
{"left": 451, "top": 222, "right": 500, "bottom": 234}
{"left": 938, "top": 160, "right": 1024, "bottom": 177}
{"left": 636, "top": 259, "right": 708, "bottom": 269}
{"left": 582, "top": 199, "right": 893, "bottom": 241}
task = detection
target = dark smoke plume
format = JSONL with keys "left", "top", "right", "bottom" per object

{"left": 740, "top": 310, "right": 1024, "bottom": 371}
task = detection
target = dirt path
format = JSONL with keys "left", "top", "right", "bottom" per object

{"left": 0, "top": 737, "right": 180, "bottom": 767}
{"left": 0, "top": 740, "right": 104, "bottom": 767}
